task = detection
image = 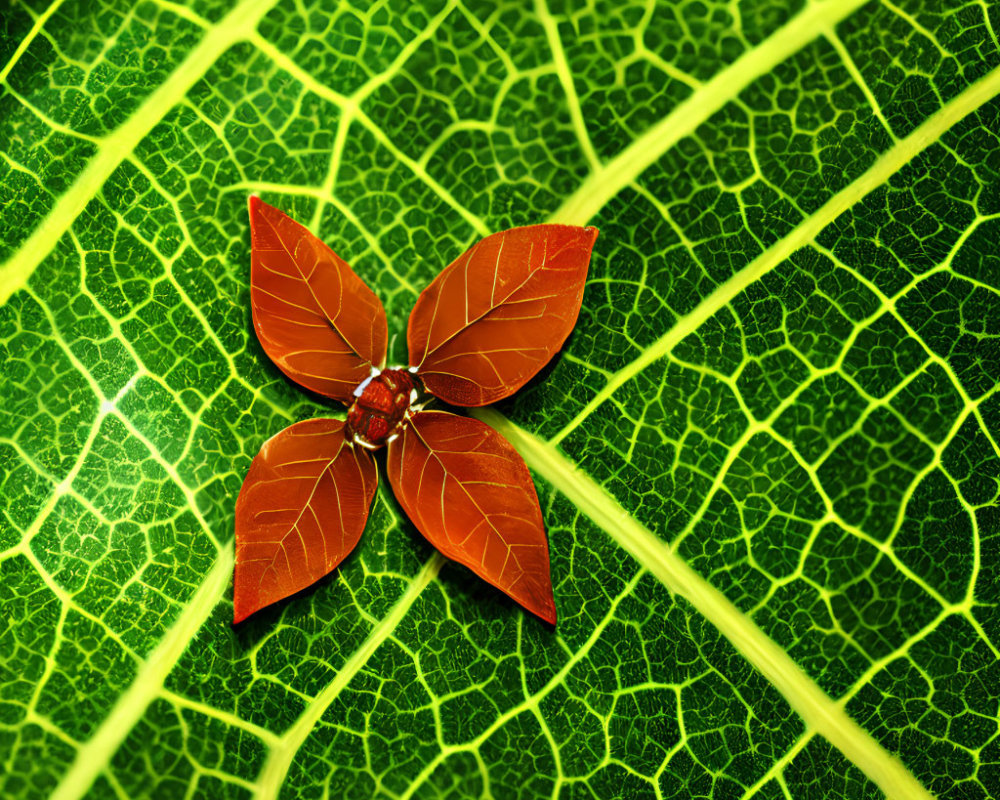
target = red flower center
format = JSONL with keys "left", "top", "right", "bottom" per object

{"left": 346, "top": 368, "right": 416, "bottom": 448}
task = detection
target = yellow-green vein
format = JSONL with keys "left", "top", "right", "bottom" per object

{"left": 0, "top": 0, "right": 279, "bottom": 306}
{"left": 547, "top": 0, "right": 871, "bottom": 227}
{"left": 477, "top": 407, "right": 934, "bottom": 800}
{"left": 552, "top": 64, "right": 1000, "bottom": 446}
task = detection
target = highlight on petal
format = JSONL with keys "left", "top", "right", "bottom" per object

{"left": 408, "top": 224, "right": 598, "bottom": 406}
{"left": 233, "top": 418, "right": 378, "bottom": 623}
{"left": 387, "top": 410, "right": 556, "bottom": 624}
{"left": 249, "top": 196, "right": 388, "bottom": 405}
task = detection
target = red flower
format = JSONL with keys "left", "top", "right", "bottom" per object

{"left": 233, "top": 197, "right": 598, "bottom": 625}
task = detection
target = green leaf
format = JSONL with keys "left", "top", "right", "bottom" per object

{"left": 1, "top": 1, "right": 998, "bottom": 799}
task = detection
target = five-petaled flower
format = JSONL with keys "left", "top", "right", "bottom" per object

{"left": 233, "top": 197, "right": 598, "bottom": 625}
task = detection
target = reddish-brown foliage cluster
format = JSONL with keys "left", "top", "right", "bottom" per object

{"left": 234, "top": 197, "right": 597, "bottom": 625}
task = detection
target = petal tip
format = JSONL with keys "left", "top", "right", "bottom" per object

{"left": 539, "top": 594, "right": 557, "bottom": 626}
{"left": 232, "top": 604, "right": 250, "bottom": 625}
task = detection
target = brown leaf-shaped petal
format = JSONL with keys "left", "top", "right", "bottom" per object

{"left": 249, "top": 196, "right": 388, "bottom": 404}
{"left": 387, "top": 410, "right": 556, "bottom": 624}
{"left": 408, "top": 224, "right": 598, "bottom": 406}
{"left": 234, "top": 418, "right": 377, "bottom": 623}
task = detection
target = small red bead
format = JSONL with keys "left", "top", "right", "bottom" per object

{"left": 346, "top": 369, "right": 415, "bottom": 448}
{"left": 363, "top": 415, "right": 390, "bottom": 442}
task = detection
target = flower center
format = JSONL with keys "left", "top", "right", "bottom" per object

{"left": 346, "top": 367, "right": 417, "bottom": 449}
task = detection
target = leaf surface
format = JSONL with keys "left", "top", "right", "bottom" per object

{"left": 408, "top": 225, "right": 597, "bottom": 406}
{"left": 250, "top": 196, "right": 388, "bottom": 404}
{"left": 387, "top": 410, "right": 555, "bottom": 623}
{"left": 1, "top": 1, "right": 998, "bottom": 799}
{"left": 234, "top": 418, "right": 377, "bottom": 623}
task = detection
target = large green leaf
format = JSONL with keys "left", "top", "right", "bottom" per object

{"left": 1, "top": 1, "right": 998, "bottom": 798}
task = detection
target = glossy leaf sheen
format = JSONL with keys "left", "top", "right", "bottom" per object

{"left": 408, "top": 225, "right": 598, "bottom": 406}
{"left": 387, "top": 410, "right": 556, "bottom": 624}
{"left": 233, "top": 418, "right": 377, "bottom": 623}
{"left": 249, "top": 196, "right": 388, "bottom": 405}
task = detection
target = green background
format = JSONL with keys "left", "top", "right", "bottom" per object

{"left": 1, "top": 0, "right": 998, "bottom": 798}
